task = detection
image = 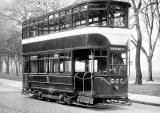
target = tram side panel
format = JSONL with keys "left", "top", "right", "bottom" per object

{"left": 93, "top": 75, "right": 128, "bottom": 98}
{"left": 22, "top": 74, "right": 74, "bottom": 94}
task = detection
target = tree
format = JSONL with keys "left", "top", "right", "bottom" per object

{"left": 131, "top": 0, "right": 143, "bottom": 84}
{"left": 131, "top": 0, "right": 160, "bottom": 82}
{"left": 0, "top": 41, "right": 3, "bottom": 72}
{"left": 0, "top": 0, "right": 83, "bottom": 74}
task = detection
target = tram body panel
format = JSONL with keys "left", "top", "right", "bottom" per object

{"left": 93, "top": 75, "right": 128, "bottom": 98}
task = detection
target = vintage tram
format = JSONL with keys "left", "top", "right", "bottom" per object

{"left": 22, "top": 0, "right": 131, "bottom": 107}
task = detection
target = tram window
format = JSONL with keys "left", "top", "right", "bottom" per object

{"left": 73, "top": 7, "right": 79, "bottom": 13}
{"left": 66, "top": 15, "right": 72, "bottom": 23}
{"left": 65, "top": 61, "right": 71, "bottom": 72}
{"left": 81, "top": 11, "right": 87, "bottom": 19}
{"left": 102, "top": 50, "right": 107, "bottom": 56}
{"left": 44, "top": 17, "right": 48, "bottom": 22}
{"left": 88, "top": 60, "right": 97, "bottom": 72}
{"left": 94, "top": 58, "right": 107, "bottom": 73}
{"left": 75, "top": 59, "right": 96, "bottom": 73}
{"left": 33, "top": 26, "right": 38, "bottom": 36}
{"left": 38, "top": 24, "right": 43, "bottom": 35}
{"left": 30, "top": 61, "right": 38, "bottom": 73}
{"left": 60, "top": 17, "right": 66, "bottom": 25}
{"left": 109, "top": 53, "right": 127, "bottom": 75}
{"left": 88, "top": 10, "right": 100, "bottom": 26}
{"left": 22, "top": 56, "right": 29, "bottom": 73}
{"left": 45, "top": 59, "right": 59, "bottom": 73}
{"left": 81, "top": 20, "right": 86, "bottom": 25}
{"left": 55, "top": 13, "right": 59, "bottom": 19}
{"left": 55, "top": 24, "right": 59, "bottom": 31}
{"left": 49, "top": 26, "right": 55, "bottom": 33}
{"left": 60, "top": 60, "right": 64, "bottom": 72}
{"left": 65, "top": 23, "right": 72, "bottom": 29}
{"left": 30, "top": 56, "right": 38, "bottom": 73}
{"left": 60, "top": 11, "right": 65, "bottom": 17}
{"left": 66, "top": 9, "right": 72, "bottom": 15}
{"left": 49, "top": 14, "right": 54, "bottom": 20}
{"left": 28, "top": 26, "right": 34, "bottom": 37}
{"left": 80, "top": 4, "right": 87, "bottom": 11}
{"left": 22, "top": 28, "right": 27, "bottom": 39}
{"left": 53, "top": 60, "right": 59, "bottom": 73}
{"left": 109, "top": 4, "right": 127, "bottom": 27}
{"left": 60, "top": 60, "right": 71, "bottom": 73}
{"left": 43, "top": 26, "right": 48, "bottom": 35}
{"left": 75, "top": 60, "right": 85, "bottom": 72}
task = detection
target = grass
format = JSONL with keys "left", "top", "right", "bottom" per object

{"left": 128, "top": 84, "right": 160, "bottom": 97}
{"left": 0, "top": 72, "right": 22, "bottom": 81}
{"left": 0, "top": 72, "right": 160, "bottom": 97}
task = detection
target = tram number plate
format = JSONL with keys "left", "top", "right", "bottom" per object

{"left": 110, "top": 78, "right": 126, "bottom": 84}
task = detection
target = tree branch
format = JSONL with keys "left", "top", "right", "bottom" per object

{"left": 0, "top": 11, "right": 22, "bottom": 24}
{"left": 131, "top": 35, "right": 148, "bottom": 58}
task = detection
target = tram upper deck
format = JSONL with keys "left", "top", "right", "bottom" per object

{"left": 22, "top": 0, "right": 131, "bottom": 40}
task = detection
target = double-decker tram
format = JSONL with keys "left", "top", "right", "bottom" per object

{"left": 22, "top": 0, "right": 131, "bottom": 107}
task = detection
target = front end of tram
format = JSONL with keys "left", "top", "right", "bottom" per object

{"left": 91, "top": 46, "right": 130, "bottom": 105}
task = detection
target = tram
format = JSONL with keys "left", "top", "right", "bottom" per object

{"left": 22, "top": 0, "right": 131, "bottom": 107}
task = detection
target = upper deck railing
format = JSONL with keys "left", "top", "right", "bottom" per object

{"left": 22, "top": 0, "right": 131, "bottom": 40}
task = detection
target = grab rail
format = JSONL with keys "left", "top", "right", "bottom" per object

{"left": 74, "top": 72, "right": 92, "bottom": 92}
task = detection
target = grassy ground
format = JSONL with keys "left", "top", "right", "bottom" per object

{"left": 128, "top": 84, "right": 160, "bottom": 97}
{"left": 0, "top": 72, "right": 159, "bottom": 97}
{"left": 0, "top": 72, "right": 22, "bottom": 81}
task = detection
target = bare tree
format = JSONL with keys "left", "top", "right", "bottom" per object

{"left": 131, "top": 0, "right": 143, "bottom": 84}
{"left": 131, "top": 0, "right": 160, "bottom": 82}
{"left": 0, "top": 41, "right": 3, "bottom": 72}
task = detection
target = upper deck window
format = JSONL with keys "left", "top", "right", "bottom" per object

{"left": 109, "top": 3, "right": 128, "bottom": 27}
{"left": 22, "top": 1, "right": 130, "bottom": 39}
{"left": 88, "top": 2, "right": 128, "bottom": 28}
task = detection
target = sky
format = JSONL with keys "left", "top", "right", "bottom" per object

{"left": 0, "top": 0, "right": 14, "bottom": 8}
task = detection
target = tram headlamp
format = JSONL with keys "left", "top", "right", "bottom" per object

{"left": 113, "top": 85, "right": 119, "bottom": 91}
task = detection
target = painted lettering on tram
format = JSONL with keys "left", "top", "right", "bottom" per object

{"left": 110, "top": 78, "right": 126, "bottom": 84}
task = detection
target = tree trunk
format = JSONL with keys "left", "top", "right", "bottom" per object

{"left": 6, "top": 62, "right": 10, "bottom": 74}
{"left": 135, "top": 39, "right": 142, "bottom": 85}
{"left": 19, "top": 62, "right": 21, "bottom": 75}
{"left": 147, "top": 58, "right": 153, "bottom": 81}
{"left": 4, "top": 56, "right": 10, "bottom": 74}
{"left": 131, "top": 0, "right": 143, "bottom": 85}
{"left": 15, "top": 61, "right": 19, "bottom": 76}
{"left": 11, "top": 60, "right": 14, "bottom": 72}
{"left": 0, "top": 58, "right": 2, "bottom": 72}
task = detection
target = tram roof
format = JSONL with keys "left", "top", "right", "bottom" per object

{"left": 22, "top": 27, "right": 131, "bottom": 53}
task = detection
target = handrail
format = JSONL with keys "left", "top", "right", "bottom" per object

{"left": 83, "top": 72, "right": 89, "bottom": 92}
{"left": 74, "top": 72, "right": 80, "bottom": 90}
{"left": 74, "top": 72, "right": 92, "bottom": 91}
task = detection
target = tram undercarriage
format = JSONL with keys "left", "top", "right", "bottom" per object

{"left": 22, "top": 88, "right": 131, "bottom": 107}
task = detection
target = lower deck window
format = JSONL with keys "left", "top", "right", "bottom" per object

{"left": 109, "top": 53, "right": 127, "bottom": 75}
{"left": 60, "top": 60, "right": 71, "bottom": 73}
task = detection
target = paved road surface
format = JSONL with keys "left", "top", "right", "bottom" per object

{"left": 0, "top": 81, "right": 160, "bottom": 113}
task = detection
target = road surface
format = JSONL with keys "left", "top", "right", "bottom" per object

{"left": 0, "top": 80, "right": 160, "bottom": 113}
